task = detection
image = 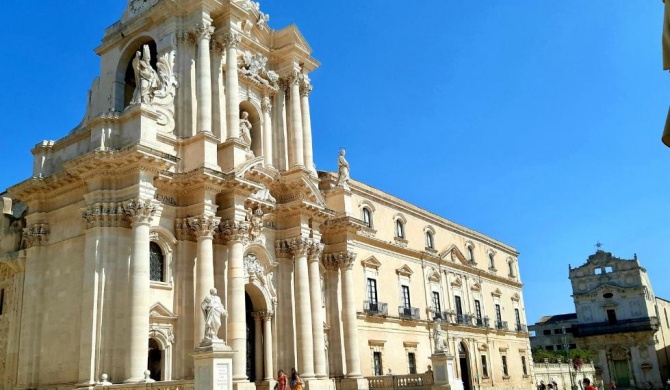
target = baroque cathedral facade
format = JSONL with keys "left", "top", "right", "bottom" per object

{"left": 0, "top": 1, "right": 534, "bottom": 390}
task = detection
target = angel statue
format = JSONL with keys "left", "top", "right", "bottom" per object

{"left": 130, "top": 45, "right": 159, "bottom": 105}
{"left": 201, "top": 288, "right": 228, "bottom": 344}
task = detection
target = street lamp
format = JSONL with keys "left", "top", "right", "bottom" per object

{"left": 562, "top": 327, "right": 575, "bottom": 390}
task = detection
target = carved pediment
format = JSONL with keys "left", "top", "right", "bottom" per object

{"left": 439, "top": 245, "right": 471, "bottom": 266}
{"left": 361, "top": 256, "right": 382, "bottom": 270}
{"left": 511, "top": 292, "right": 520, "bottom": 301}
{"left": 471, "top": 282, "right": 482, "bottom": 292}
{"left": 150, "top": 302, "right": 177, "bottom": 320}
{"left": 427, "top": 268, "right": 441, "bottom": 283}
{"left": 396, "top": 264, "right": 413, "bottom": 277}
{"left": 491, "top": 288, "right": 502, "bottom": 298}
{"left": 451, "top": 276, "right": 463, "bottom": 288}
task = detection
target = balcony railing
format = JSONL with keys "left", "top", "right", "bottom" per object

{"left": 455, "top": 314, "right": 472, "bottom": 325}
{"left": 515, "top": 323, "right": 528, "bottom": 333}
{"left": 364, "top": 301, "right": 388, "bottom": 317}
{"left": 475, "top": 317, "right": 490, "bottom": 328}
{"left": 574, "top": 316, "right": 659, "bottom": 337}
{"left": 399, "top": 306, "right": 420, "bottom": 320}
{"left": 495, "top": 320, "right": 508, "bottom": 330}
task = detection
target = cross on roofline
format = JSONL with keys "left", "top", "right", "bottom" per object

{"left": 595, "top": 241, "right": 604, "bottom": 249}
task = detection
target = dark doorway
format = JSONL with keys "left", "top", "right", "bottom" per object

{"left": 246, "top": 292, "right": 256, "bottom": 382}
{"left": 147, "top": 338, "right": 162, "bottom": 381}
{"left": 458, "top": 342, "right": 471, "bottom": 390}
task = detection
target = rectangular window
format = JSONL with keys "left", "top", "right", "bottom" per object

{"left": 373, "top": 351, "right": 383, "bottom": 376}
{"left": 481, "top": 355, "right": 488, "bottom": 378}
{"left": 408, "top": 352, "right": 417, "bottom": 374}
{"left": 545, "top": 345, "right": 554, "bottom": 351}
{"left": 432, "top": 291, "right": 441, "bottom": 314}
{"left": 455, "top": 296, "right": 463, "bottom": 316}
{"left": 401, "top": 286, "right": 411, "bottom": 309}
{"left": 542, "top": 329, "right": 551, "bottom": 335}
{"left": 495, "top": 304, "right": 502, "bottom": 325}
{"left": 521, "top": 356, "right": 528, "bottom": 376}
{"left": 556, "top": 345, "right": 564, "bottom": 351}
{"left": 553, "top": 328, "right": 563, "bottom": 334}
{"left": 367, "top": 278, "right": 378, "bottom": 309}
{"left": 607, "top": 309, "right": 617, "bottom": 324}
{"left": 502, "top": 355, "right": 508, "bottom": 377}
{"left": 515, "top": 308, "right": 521, "bottom": 328}
{"left": 565, "top": 327, "right": 574, "bottom": 334}
{"left": 474, "top": 300, "right": 482, "bottom": 319}
{"left": 569, "top": 344, "right": 577, "bottom": 349}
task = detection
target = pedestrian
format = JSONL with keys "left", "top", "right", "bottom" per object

{"left": 666, "top": 378, "right": 670, "bottom": 390}
{"left": 539, "top": 380, "right": 547, "bottom": 390}
{"left": 583, "top": 378, "right": 597, "bottom": 390}
{"left": 289, "top": 368, "right": 304, "bottom": 390}
{"left": 610, "top": 380, "right": 617, "bottom": 390}
{"left": 276, "top": 370, "right": 287, "bottom": 390}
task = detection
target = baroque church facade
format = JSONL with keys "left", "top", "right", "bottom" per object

{"left": 0, "top": 1, "right": 534, "bottom": 390}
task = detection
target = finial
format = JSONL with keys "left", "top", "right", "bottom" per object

{"left": 595, "top": 241, "right": 604, "bottom": 251}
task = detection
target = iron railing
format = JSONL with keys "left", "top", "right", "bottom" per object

{"left": 399, "top": 306, "right": 420, "bottom": 320}
{"left": 364, "top": 301, "right": 388, "bottom": 316}
{"left": 495, "top": 320, "right": 508, "bottom": 330}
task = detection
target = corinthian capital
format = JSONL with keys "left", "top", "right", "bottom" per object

{"left": 123, "top": 199, "right": 157, "bottom": 225}
{"left": 278, "top": 237, "right": 322, "bottom": 259}
{"left": 219, "top": 219, "right": 251, "bottom": 244}
{"left": 187, "top": 215, "right": 221, "bottom": 238}
{"left": 323, "top": 251, "right": 357, "bottom": 271}
{"left": 192, "top": 23, "right": 215, "bottom": 42}
{"left": 22, "top": 223, "right": 50, "bottom": 249}
{"left": 222, "top": 32, "right": 242, "bottom": 50}
{"left": 261, "top": 96, "right": 272, "bottom": 113}
{"left": 300, "top": 75, "right": 312, "bottom": 97}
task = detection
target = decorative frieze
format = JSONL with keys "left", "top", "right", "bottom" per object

{"left": 22, "top": 223, "right": 49, "bottom": 249}
{"left": 81, "top": 202, "right": 128, "bottom": 229}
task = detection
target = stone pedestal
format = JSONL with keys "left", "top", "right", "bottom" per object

{"left": 256, "top": 380, "right": 277, "bottom": 390}
{"left": 304, "top": 378, "right": 335, "bottom": 390}
{"left": 339, "top": 378, "right": 368, "bottom": 390}
{"left": 430, "top": 353, "right": 458, "bottom": 390}
{"left": 193, "top": 342, "right": 234, "bottom": 390}
{"left": 217, "top": 138, "right": 253, "bottom": 171}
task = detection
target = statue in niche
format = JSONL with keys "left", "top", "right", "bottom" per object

{"left": 128, "top": 44, "right": 179, "bottom": 132}
{"left": 433, "top": 319, "right": 449, "bottom": 354}
{"left": 201, "top": 288, "right": 227, "bottom": 343}
{"left": 240, "top": 111, "right": 253, "bottom": 145}
{"left": 336, "top": 148, "right": 350, "bottom": 187}
{"left": 246, "top": 207, "right": 264, "bottom": 242}
{"left": 130, "top": 45, "right": 159, "bottom": 105}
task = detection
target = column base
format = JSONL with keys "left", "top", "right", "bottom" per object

{"left": 305, "top": 378, "right": 335, "bottom": 390}
{"left": 339, "top": 378, "right": 368, "bottom": 390}
{"left": 256, "top": 380, "right": 277, "bottom": 390}
{"left": 233, "top": 382, "right": 257, "bottom": 390}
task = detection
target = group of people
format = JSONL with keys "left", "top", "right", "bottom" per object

{"left": 538, "top": 378, "right": 597, "bottom": 390}
{"left": 276, "top": 368, "right": 304, "bottom": 390}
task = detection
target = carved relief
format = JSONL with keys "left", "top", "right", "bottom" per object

{"left": 21, "top": 223, "right": 49, "bottom": 249}
{"left": 81, "top": 202, "right": 128, "bottom": 229}
{"left": 219, "top": 220, "right": 251, "bottom": 244}
{"left": 123, "top": 199, "right": 157, "bottom": 225}
{"left": 187, "top": 216, "right": 221, "bottom": 238}
{"left": 245, "top": 207, "right": 264, "bottom": 243}
{"left": 238, "top": 51, "right": 279, "bottom": 90}
{"left": 323, "top": 251, "right": 357, "bottom": 271}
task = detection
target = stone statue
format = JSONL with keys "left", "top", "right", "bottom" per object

{"left": 433, "top": 319, "right": 449, "bottom": 354}
{"left": 240, "top": 111, "right": 253, "bottom": 145}
{"left": 130, "top": 45, "right": 159, "bottom": 105}
{"left": 336, "top": 149, "right": 350, "bottom": 187}
{"left": 201, "top": 288, "right": 227, "bottom": 343}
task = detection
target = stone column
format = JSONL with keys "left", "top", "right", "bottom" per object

{"left": 300, "top": 76, "right": 314, "bottom": 174}
{"left": 222, "top": 221, "right": 249, "bottom": 381}
{"left": 308, "top": 246, "right": 327, "bottom": 378}
{"left": 339, "top": 251, "right": 362, "bottom": 378}
{"left": 123, "top": 200, "right": 156, "bottom": 382}
{"left": 194, "top": 23, "right": 215, "bottom": 134}
{"left": 262, "top": 96, "right": 274, "bottom": 168}
{"left": 288, "top": 72, "right": 304, "bottom": 168}
{"left": 189, "top": 216, "right": 220, "bottom": 345}
{"left": 323, "top": 258, "right": 344, "bottom": 378}
{"left": 289, "top": 238, "right": 315, "bottom": 378}
{"left": 211, "top": 40, "right": 227, "bottom": 140}
{"left": 253, "top": 312, "right": 264, "bottom": 383}
{"left": 224, "top": 32, "right": 242, "bottom": 140}
{"left": 263, "top": 311, "right": 274, "bottom": 381}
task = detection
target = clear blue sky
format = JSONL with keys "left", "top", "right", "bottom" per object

{"left": 0, "top": 1, "right": 668, "bottom": 324}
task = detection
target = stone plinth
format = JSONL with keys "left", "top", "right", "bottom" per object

{"left": 339, "top": 378, "right": 368, "bottom": 390}
{"left": 430, "top": 353, "right": 457, "bottom": 390}
{"left": 193, "top": 342, "right": 234, "bottom": 390}
{"left": 304, "top": 378, "right": 335, "bottom": 390}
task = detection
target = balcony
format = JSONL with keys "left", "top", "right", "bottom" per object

{"left": 475, "top": 316, "right": 490, "bottom": 328}
{"left": 364, "top": 301, "right": 388, "bottom": 317}
{"left": 399, "top": 306, "right": 420, "bottom": 320}
{"left": 455, "top": 314, "right": 472, "bottom": 326}
{"left": 515, "top": 323, "right": 528, "bottom": 333}
{"left": 574, "top": 317, "right": 660, "bottom": 337}
{"left": 495, "top": 320, "right": 508, "bottom": 330}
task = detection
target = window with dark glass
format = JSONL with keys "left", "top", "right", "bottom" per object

{"left": 502, "top": 355, "right": 508, "bottom": 377}
{"left": 362, "top": 208, "right": 372, "bottom": 227}
{"left": 607, "top": 309, "right": 617, "bottom": 324}
{"left": 508, "top": 261, "right": 515, "bottom": 276}
{"left": 481, "top": 355, "right": 488, "bottom": 377}
{"left": 521, "top": 356, "right": 528, "bottom": 376}
{"left": 401, "top": 286, "right": 411, "bottom": 309}
{"left": 373, "top": 351, "right": 383, "bottom": 376}
{"left": 395, "top": 220, "right": 405, "bottom": 238}
{"left": 467, "top": 246, "right": 474, "bottom": 262}
{"left": 495, "top": 304, "right": 502, "bottom": 325}
{"left": 149, "top": 242, "right": 165, "bottom": 282}
{"left": 474, "top": 300, "right": 482, "bottom": 320}
{"left": 545, "top": 345, "right": 554, "bottom": 351}
{"left": 553, "top": 328, "right": 563, "bottom": 334}
{"left": 543, "top": 329, "right": 551, "bottom": 335}
{"left": 432, "top": 291, "right": 441, "bottom": 314}
{"left": 455, "top": 296, "right": 463, "bottom": 316}
{"left": 515, "top": 308, "right": 521, "bottom": 328}
{"left": 488, "top": 253, "right": 495, "bottom": 269}
{"left": 408, "top": 352, "right": 417, "bottom": 374}
{"left": 367, "top": 278, "right": 378, "bottom": 311}
{"left": 425, "top": 231, "right": 434, "bottom": 249}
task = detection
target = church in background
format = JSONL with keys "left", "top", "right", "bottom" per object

{"left": 0, "top": 1, "right": 534, "bottom": 390}
{"left": 530, "top": 250, "right": 670, "bottom": 387}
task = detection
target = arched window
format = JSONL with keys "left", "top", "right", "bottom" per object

{"left": 425, "top": 231, "right": 434, "bottom": 249}
{"left": 395, "top": 219, "right": 405, "bottom": 239}
{"left": 150, "top": 242, "right": 165, "bottom": 282}
{"left": 467, "top": 245, "right": 475, "bottom": 262}
{"left": 362, "top": 207, "right": 372, "bottom": 228}
{"left": 488, "top": 253, "right": 495, "bottom": 270}
{"left": 508, "top": 260, "right": 515, "bottom": 277}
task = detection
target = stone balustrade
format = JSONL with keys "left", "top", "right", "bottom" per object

{"left": 94, "top": 379, "right": 194, "bottom": 390}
